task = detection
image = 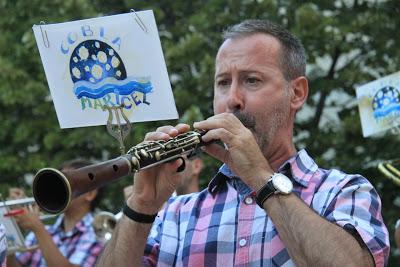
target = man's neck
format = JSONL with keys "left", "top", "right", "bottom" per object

{"left": 265, "top": 139, "right": 297, "bottom": 172}
{"left": 63, "top": 207, "right": 90, "bottom": 232}
{"left": 176, "top": 178, "right": 199, "bottom": 195}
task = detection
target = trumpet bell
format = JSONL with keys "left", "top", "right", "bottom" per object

{"left": 92, "top": 211, "right": 117, "bottom": 243}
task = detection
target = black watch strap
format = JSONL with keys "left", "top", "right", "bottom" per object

{"left": 255, "top": 180, "right": 275, "bottom": 208}
{"left": 122, "top": 203, "right": 157, "bottom": 223}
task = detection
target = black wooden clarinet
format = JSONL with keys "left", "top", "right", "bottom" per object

{"left": 33, "top": 130, "right": 209, "bottom": 214}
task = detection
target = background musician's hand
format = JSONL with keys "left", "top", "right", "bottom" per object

{"left": 127, "top": 123, "right": 190, "bottom": 215}
{"left": 13, "top": 206, "right": 44, "bottom": 233}
{"left": 194, "top": 113, "right": 273, "bottom": 192}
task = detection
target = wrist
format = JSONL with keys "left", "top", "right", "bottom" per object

{"left": 127, "top": 195, "right": 160, "bottom": 215}
{"left": 255, "top": 173, "right": 293, "bottom": 209}
{"left": 32, "top": 222, "right": 46, "bottom": 234}
{"left": 263, "top": 191, "right": 285, "bottom": 206}
{"left": 249, "top": 170, "right": 273, "bottom": 192}
{"left": 123, "top": 202, "right": 157, "bottom": 224}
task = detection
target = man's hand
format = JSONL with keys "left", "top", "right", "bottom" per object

{"left": 127, "top": 123, "right": 191, "bottom": 215}
{"left": 194, "top": 113, "right": 273, "bottom": 191}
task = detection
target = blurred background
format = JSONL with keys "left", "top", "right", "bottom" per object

{"left": 0, "top": 0, "right": 399, "bottom": 264}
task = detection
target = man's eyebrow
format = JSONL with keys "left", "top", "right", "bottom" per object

{"left": 215, "top": 70, "right": 262, "bottom": 78}
{"left": 214, "top": 72, "right": 229, "bottom": 79}
{"left": 240, "top": 70, "right": 262, "bottom": 76}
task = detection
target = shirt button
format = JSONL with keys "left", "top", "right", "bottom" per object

{"left": 239, "top": 238, "right": 247, "bottom": 247}
{"left": 244, "top": 197, "right": 253, "bottom": 205}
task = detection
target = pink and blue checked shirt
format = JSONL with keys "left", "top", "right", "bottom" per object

{"left": 16, "top": 212, "right": 104, "bottom": 267}
{"left": 143, "top": 149, "right": 389, "bottom": 266}
{"left": 0, "top": 223, "right": 6, "bottom": 267}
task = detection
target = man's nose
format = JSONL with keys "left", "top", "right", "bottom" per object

{"left": 226, "top": 82, "right": 244, "bottom": 112}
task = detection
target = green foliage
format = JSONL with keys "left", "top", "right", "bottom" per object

{"left": 1, "top": 0, "right": 400, "bottom": 264}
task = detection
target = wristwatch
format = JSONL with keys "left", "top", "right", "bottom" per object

{"left": 255, "top": 173, "right": 293, "bottom": 208}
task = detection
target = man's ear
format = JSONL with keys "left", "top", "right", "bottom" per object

{"left": 290, "top": 76, "right": 308, "bottom": 111}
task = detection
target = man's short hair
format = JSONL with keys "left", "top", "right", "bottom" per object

{"left": 223, "top": 19, "right": 306, "bottom": 81}
{"left": 59, "top": 159, "right": 104, "bottom": 211}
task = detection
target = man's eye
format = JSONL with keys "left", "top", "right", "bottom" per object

{"left": 246, "top": 77, "right": 260, "bottom": 85}
{"left": 216, "top": 79, "right": 230, "bottom": 87}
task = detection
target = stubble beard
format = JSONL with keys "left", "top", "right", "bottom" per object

{"left": 233, "top": 87, "right": 291, "bottom": 155}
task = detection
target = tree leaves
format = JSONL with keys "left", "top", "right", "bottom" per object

{"left": 1, "top": 2, "right": 399, "bottom": 262}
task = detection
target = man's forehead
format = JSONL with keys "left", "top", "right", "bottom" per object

{"left": 215, "top": 34, "right": 282, "bottom": 76}
{"left": 217, "top": 33, "right": 281, "bottom": 57}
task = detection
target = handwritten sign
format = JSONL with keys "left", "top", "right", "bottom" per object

{"left": 356, "top": 71, "right": 400, "bottom": 137}
{"left": 33, "top": 10, "right": 178, "bottom": 128}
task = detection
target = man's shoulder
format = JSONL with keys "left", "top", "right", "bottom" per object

{"left": 309, "top": 167, "right": 377, "bottom": 202}
{"left": 317, "top": 167, "right": 372, "bottom": 186}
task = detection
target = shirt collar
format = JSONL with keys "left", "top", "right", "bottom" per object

{"left": 207, "top": 171, "right": 229, "bottom": 196}
{"left": 49, "top": 212, "right": 94, "bottom": 234}
{"left": 207, "top": 149, "right": 318, "bottom": 193}
{"left": 279, "top": 149, "right": 318, "bottom": 187}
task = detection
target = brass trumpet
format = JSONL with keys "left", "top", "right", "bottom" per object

{"left": 0, "top": 197, "right": 57, "bottom": 220}
{"left": 1, "top": 197, "right": 117, "bottom": 249}
{"left": 33, "top": 130, "right": 210, "bottom": 214}
{"left": 0, "top": 197, "right": 56, "bottom": 254}
{"left": 92, "top": 211, "right": 118, "bottom": 243}
{"left": 378, "top": 159, "right": 400, "bottom": 186}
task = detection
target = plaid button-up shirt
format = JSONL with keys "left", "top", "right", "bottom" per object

{"left": 0, "top": 223, "right": 6, "bottom": 267}
{"left": 16, "top": 212, "right": 104, "bottom": 267}
{"left": 143, "top": 149, "right": 389, "bottom": 266}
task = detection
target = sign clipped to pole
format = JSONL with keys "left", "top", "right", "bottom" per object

{"left": 356, "top": 71, "right": 400, "bottom": 137}
{"left": 33, "top": 10, "right": 178, "bottom": 129}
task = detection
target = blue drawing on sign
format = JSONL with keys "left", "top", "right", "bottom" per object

{"left": 372, "top": 86, "right": 400, "bottom": 119}
{"left": 69, "top": 40, "right": 152, "bottom": 100}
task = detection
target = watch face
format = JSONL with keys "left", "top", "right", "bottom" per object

{"left": 272, "top": 173, "right": 293, "bottom": 194}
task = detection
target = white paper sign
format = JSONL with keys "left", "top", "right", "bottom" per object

{"left": 356, "top": 71, "right": 400, "bottom": 137}
{"left": 33, "top": 10, "right": 178, "bottom": 128}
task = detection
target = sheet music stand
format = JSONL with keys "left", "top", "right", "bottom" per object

{"left": 103, "top": 104, "right": 131, "bottom": 155}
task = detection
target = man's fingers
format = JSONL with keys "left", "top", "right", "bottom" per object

{"left": 175, "top": 123, "right": 190, "bottom": 134}
{"left": 194, "top": 113, "right": 243, "bottom": 135}
{"left": 148, "top": 124, "right": 190, "bottom": 141}
{"left": 164, "top": 158, "right": 185, "bottom": 173}
{"left": 201, "top": 143, "right": 230, "bottom": 164}
{"left": 144, "top": 131, "right": 171, "bottom": 141}
{"left": 156, "top": 125, "right": 178, "bottom": 135}
{"left": 201, "top": 128, "right": 235, "bottom": 146}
